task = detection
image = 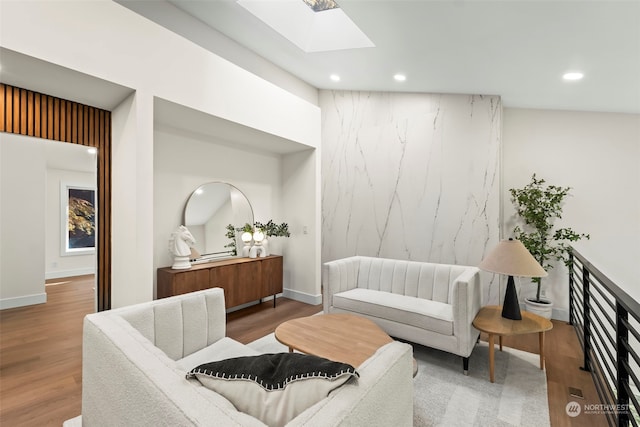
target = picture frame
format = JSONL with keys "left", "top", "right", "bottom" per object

{"left": 61, "top": 182, "right": 96, "bottom": 256}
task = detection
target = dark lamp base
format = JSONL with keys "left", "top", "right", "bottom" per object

{"left": 502, "top": 275, "right": 522, "bottom": 320}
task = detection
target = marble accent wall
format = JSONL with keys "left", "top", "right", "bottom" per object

{"left": 320, "top": 91, "right": 502, "bottom": 301}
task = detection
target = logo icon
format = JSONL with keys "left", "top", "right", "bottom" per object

{"left": 566, "top": 401, "right": 581, "bottom": 417}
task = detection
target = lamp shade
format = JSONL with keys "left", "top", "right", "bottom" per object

{"left": 253, "top": 229, "right": 265, "bottom": 243}
{"left": 479, "top": 239, "right": 548, "bottom": 278}
{"left": 241, "top": 232, "right": 253, "bottom": 243}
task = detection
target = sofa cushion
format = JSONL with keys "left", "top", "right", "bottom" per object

{"left": 187, "top": 353, "right": 359, "bottom": 427}
{"left": 333, "top": 288, "right": 454, "bottom": 336}
{"left": 176, "top": 337, "right": 260, "bottom": 372}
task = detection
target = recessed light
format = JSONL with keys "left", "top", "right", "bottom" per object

{"left": 330, "top": 74, "right": 341, "bottom": 82}
{"left": 394, "top": 74, "right": 406, "bottom": 82}
{"left": 563, "top": 72, "right": 584, "bottom": 81}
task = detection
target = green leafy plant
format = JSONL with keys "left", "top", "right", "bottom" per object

{"left": 254, "top": 220, "right": 291, "bottom": 238}
{"left": 510, "top": 174, "right": 589, "bottom": 303}
{"left": 224, "top": 224, "right": 238, "bottom": 256}
{"left": 237, "top": 223, "right": 254, "bottom": 234}
{"left": 226, "top": 221, "right": 290, "bottom": 255}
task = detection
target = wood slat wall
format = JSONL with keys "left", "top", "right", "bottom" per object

{"left": 0, "top": 83, "right": 111, "bottom": 311}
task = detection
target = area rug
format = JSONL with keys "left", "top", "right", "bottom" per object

{"left": 247, "top": 335, "right": 550, "bottom": 427}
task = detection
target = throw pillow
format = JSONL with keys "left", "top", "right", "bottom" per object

{"left": 186, "top": 353, "right": 359, "bottom": 427}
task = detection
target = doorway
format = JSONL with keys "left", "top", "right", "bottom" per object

{"left": 0, "top": 83, "right": 112, "bottom": 310}
{"left": 0, "top": 135, "right": 98, "bottom": 310}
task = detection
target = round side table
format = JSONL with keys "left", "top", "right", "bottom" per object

{"left": 472, "top": 305, "right": 553, "bottom": 383}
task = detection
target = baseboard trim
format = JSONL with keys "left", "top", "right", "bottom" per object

{"left": 283, "top": 288, "right": 322, "bottom": 305}
{"left": 45, "top": 267, "right": 95, "bottom": 280}
{"left": 63, "top": 415, "right": 82, "bottom": 427}
{"left": 552, "top": 307, "right": 569, "bottom": 322}
{"left": 0, "top": 293, "right": 47, "bottom": 310}
{"left": 226, "top": 295, "right": 280, "bottom": 314}
{"left": 224, "top": 289, "right": 321, "bottom": 313}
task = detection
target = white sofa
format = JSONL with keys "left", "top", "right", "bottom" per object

{"left": 80, "top": 287, "right": 414, "bottom": 426}
{"left": 323, "top": 256, "right": 481, "bottom": 373}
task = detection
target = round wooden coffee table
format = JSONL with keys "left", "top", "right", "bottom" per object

{"left": 472, "top": 305, "right": 553, "bottom": 383}
{"left": 275, "top": 313, "right": 393, "bottom": 367}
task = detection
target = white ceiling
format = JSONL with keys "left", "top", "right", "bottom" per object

{"left": 154, "top": 0, "right": 640, "bottom": 114}
{"left": 0, "top": 48, "right": 133, "bottom": 111}
{"left": 1, "top": 133, "right": 97, "bottom": 174}
{"left": 45, "top": 140, "right": 96, "bottom": 174}
{"left": 1, "top": 0, "right": 637, "bottom": 159}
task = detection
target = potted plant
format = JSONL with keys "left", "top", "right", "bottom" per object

{"left": 510, "top": 174, "right": 589, "bottom": 318}
{"left": 254, "top": 220, "right": 291, "bottom": 238}
{"left": 254, "top": 220, "right": 290, "bottom": 256}
{"left": 227, "top": 221, "right": 291, "bottom": 257}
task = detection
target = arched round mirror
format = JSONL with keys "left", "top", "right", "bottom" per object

{"left": 183, "top": 182, "right": 253, "bottom": 259}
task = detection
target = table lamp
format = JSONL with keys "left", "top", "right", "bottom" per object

{"left": 241, "top": 232, "right": 253, "bottom": 257}
{"left": 478, "top": 238, "right": 547, "bottom": 320}
{"left": 249, "top": 229, "right": 266, "bottom": 258}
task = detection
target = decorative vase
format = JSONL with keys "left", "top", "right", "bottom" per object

{"left": 524, "top": 297, "right": 553, "bottom": 319}
{"left": 262, "top": 237, "right": 270, "bottom": 256}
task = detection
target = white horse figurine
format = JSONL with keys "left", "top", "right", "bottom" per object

{"left": 169, "top": 225, "right": 196, "bottom": 269}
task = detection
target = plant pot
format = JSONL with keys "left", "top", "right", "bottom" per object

{"left": 524, "top": 297, "right": 553, "bottom": 319}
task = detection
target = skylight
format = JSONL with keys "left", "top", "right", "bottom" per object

{"left": 302, "top": 0, "right": 339, "bottom": 13}
{"left": 237, "top": 0, "right": 374, "bottom": 53}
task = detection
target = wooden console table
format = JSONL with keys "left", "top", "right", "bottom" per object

{"left": 157, "top": 255, "right": 283, "bottom": 310}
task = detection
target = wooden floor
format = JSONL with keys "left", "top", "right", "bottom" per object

{"left": 492, "top": 324, "right": 607, "bottom": 427}
{"left": 0, "top": 276, "right": 605, "bottom": 427}
{"left": 0, "top": 275, "right": 94, "bottom": 427}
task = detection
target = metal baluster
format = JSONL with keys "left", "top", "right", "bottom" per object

{"left": 569, "top": 251, "right": 575, "bottom": 326}
{"left": 616, "top": 302, "right": 629, "bottom": 427}
{"left": 581, "top": 265, "right": 591, "bottom": 372}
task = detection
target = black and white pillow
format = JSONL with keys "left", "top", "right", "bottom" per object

{"left": 187, "top": 353, "right": 359, "bottom": 427}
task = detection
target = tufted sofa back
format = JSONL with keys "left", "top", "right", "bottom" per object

{"left": 355, "top": 257, "right": 469, "bottom": 304}
{"left": 325, "top": 256, "right": 470, "bottom": 305}
{"left": 114, "top": 288, "right": 226, "bottom": 361}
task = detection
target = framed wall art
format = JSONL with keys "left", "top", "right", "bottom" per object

{"left": 61, "top": 183, "right": 96, "bottom": 256}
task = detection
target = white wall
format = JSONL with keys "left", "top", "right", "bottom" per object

{"left": 0, "top": 135, "right": 47, "bottom": 309}
{"left": 154, "top": 128, "right": 280, "bottom": 294}
{"left": 153, "top": 127, "right": 322, "bottom": 302}
{"left": 320, "top": 91, "right": 502, "bottom": 305}
{"left": 1, "top": 134, "right": 97, "bottom": 308}
{"left": 116, "top": 0, "right": 319, "bottom": 106}
{"left": 45, "top": 168, "right": 96, "bottom": 279}
{"left": 1, "top": 1, "right": 320, "bottom": 308}
{"left": 111, "top": 91, "right": 155, "bottom": 307}
{"left": 281, "top": 148, "right": 321, "bottom": 304}
{"left": 503, "top": 108, "right": 640, "bottom": 318}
